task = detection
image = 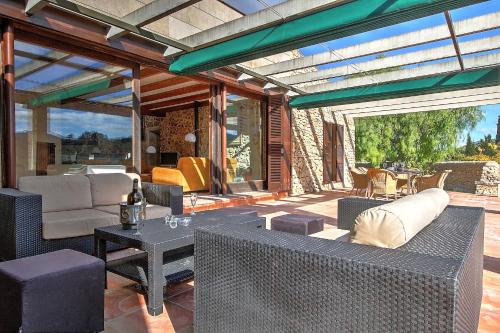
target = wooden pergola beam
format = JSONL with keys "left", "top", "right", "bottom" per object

{"left": 444, "top": 10, "right": 465, "bottom": 71}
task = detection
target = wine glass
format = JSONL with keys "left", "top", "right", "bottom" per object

{"left": 190, "top": 193, "right": 198, "bottom": 216}
{"left": 132, "top": 205, "right": 144, "bottom": 236}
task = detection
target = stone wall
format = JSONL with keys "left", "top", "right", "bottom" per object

{"left": 143, "top": 108, "right": 210, "bottom": 160}
{"left": 434, "top": 161, "right": 500, "bottom": 195}
{"left": 291, "top": 107, "right": 355, "bottom": 195}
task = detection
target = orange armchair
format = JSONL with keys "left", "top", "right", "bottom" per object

{"left": 153, "top": 157, "right": 210, "bottom": 192}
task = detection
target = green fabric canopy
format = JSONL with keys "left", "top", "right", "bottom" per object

{"left": 289, "top": 67, "right": 500, "bottom": 109}
{"left": 29, "top": 79, "right": 111, "bottom": 108}
{"left": 169, "top": 0, "right": 486, "bottom": 74}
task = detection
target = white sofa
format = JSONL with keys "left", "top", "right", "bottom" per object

{"left": 18, "top": 173, "right": 172, "bottom": 240}
{"left": 0, "top": 174, "right": 183, "bottom": 260}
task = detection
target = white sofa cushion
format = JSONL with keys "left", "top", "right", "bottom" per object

{"left": 42, "top": 209, "right": 119, "bottom": 240}
{"left": 19, "top": 175, "right": 93, "bottom": 213}
{"left": 351, "top": 188, "right": 449, "bottom": 249}
{"left": 95, "top": 204, "right": 172, "bottom": 220}
{"left": 86, "top": 173, "right": 142, "bottom": 206}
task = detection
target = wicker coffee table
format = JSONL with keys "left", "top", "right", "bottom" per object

{"left": 94, "top": 209, "right": 264, "bottom": 316}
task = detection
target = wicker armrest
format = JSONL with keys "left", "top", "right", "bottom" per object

{"left": 0, "top": 189, "right": 43, "bottom": 260}
{"left": 337, "top": 197, "right": 386, "bottom": 230}
{"left": 194, "top": 225, "right": 477, "bottom": 332}
{"left": 142, "top": 182, "right": 183, "bottom": 215}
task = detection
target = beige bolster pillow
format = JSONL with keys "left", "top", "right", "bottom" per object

{"left": 351, "top": 188, "right": 449, "bottom": 249}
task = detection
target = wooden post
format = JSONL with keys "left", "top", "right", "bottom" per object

{"left": 194, "top": 101, "right": 199, "bottom": 157}
{"left": 221, "top": 84, "right": 227, "bottom": 194}
{"left": 132, "top": 65, "right": 141, "bottom": 174}
{"left": 209, "top": 83, "right": 224, "bottom": 195}
{"left": 2, "top": 21, "right": 15, "bottom": 188}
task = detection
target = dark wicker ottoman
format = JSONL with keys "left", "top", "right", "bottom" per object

{"left": 0, "top": 249, "right": 105, "bottom": 333}
{"left": 271, "top": 214, "right": 324, "bottom": 235}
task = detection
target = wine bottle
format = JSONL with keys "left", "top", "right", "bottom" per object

{"left": 127, "top": 179, "right": 143, "bottom": 205}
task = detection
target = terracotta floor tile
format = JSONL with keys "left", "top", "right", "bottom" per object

{"left": 167, "top": 289, "right": 195, "bottom": 311}
{"left": 105, "top": 303, "right": 193, "bottom": 333}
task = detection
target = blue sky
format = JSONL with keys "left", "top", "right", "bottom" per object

{"left": 464, "top": 104, "right": 500, "bottom": 145}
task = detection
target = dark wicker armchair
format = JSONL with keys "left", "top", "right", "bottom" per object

{"left": 194, "top": 197, "right": 484, "bottom": 333}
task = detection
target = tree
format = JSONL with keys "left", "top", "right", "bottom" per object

{"left": 355, "top": 107, "right": 484, "bottom": 170}
{"left": 465, "top": 133, "right": 476, "bottom": 156}
{"left": 496, "top": 115, "right": 500, "bottom": 143}
{"left": 478, "top": 134, "right": 497, "bottom": 157}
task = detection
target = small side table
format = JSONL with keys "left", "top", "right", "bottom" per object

{"left": 271, "top": 214, "right": 324, "bottom": 236}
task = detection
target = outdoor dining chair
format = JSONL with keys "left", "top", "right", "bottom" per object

{"left": 367, "top": 168, "right": 398, "bottom": 200}
{"left": 349, "top": 167, "right": 369, "bottom": 196}
{"left": 414, "top": 170, "right": 452, "bottom": 192}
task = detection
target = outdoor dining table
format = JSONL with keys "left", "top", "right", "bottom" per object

{"left": 390, "top": 168, "right": 421, "bottom": 194}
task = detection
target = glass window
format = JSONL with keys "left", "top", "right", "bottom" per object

{"left": 225, "top": 94, "right": 264, "bottom": 185}
{"left": 14, "top": 40, "right": 133, "bottom": 178}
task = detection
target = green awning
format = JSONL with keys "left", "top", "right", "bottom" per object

{"left": 29, "top": 79, "right": 112, "bottom": 108}
{"left": 289, "top": 67, "right": 500, "bottom": 109}
{"left": 169, "top": 0, "right": 486, "bottom": 74}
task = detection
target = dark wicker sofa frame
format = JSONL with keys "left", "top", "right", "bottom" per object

{"left": 0, "top": 182, "right": 183, "bottom": 261}
{"left": 194, "top": 197, "right": 484, "bottom": 333}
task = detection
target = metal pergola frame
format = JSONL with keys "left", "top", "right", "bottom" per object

{"left": 16, "top": 0, "right": 500, "bottom": 113}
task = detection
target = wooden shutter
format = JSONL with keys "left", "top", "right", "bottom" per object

{"left": 335, "top": 125, "right": 345, "bottom": 182}
{"left": 323, "top": 123, "right": 333, "bottom": 184}
{"left": 267, "top": 95, "right": 291, "bottom": 192}
{"left": 323, "top": 123, "right": 344, "bottom": 183}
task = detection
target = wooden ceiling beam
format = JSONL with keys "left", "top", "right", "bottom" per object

{"left": 143, "top": 100, "right": 209, "bottom": 116}
{"left": 141, "top": 76, "right": 194, "bottom": 93}
{"left": 141, "top": 92, "right": 209, "bottom": 112}
{"left": 141, "top": 83, "right": 208, "bottom": 103}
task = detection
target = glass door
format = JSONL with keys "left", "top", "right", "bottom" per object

{"left": 224, "top": 93, "right": 266, "bottom": 193}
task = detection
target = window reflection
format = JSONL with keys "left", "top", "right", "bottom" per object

{"left": 225, "top": 94, "right": 264, "bottom": 187}
{"left": 14, "top": 40, "right": 133, "bottom": 179}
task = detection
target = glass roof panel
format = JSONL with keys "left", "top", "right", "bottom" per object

{"left": 14, "top": 40, "right": 56, "bottom": 57}
{"left": 66, "top": 56, "right": 105, "bottom": 69}
{"left": 220, "top": 0, "right": 287, "bottom": 15}
{"left": 449, "top": 0, "right": 499, "bottom": 20}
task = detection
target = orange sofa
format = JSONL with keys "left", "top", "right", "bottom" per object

{"left": 152, "top": 157, "right": 239, "bottom": 192}
{"left": 153, "top": 157, "right": 210, "bottom": 192}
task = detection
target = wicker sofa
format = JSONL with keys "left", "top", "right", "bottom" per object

{"left": 0, "top": 173, "right": 183, "bottom": 260}
{"left": 194, "top": 197, "right": 484, "bottom": 332}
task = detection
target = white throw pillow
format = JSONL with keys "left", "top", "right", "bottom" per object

{"left": 351, "top": 189, "right": 449, "bottom": 249}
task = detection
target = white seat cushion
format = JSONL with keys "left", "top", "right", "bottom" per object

{"left": 86, "top": 173, "right": 142, "bottom": 206}
{"left": 42, "top": 209, "right": 119, "bottom": 240}
{"left": 351, "top": 188, "right": 449, "bottom": 249}
{"left": 19, "top": 175, "right": 93, "bottom": 213}
{"left": 95, "top": 204, "right": 172, "bottom": 220}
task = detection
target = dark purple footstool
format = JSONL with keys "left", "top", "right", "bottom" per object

{"left": 271, "top": 214, "right": 324, "bottom": 235}
{"left": 0, "top": 249, "right": 105, "bottom": 333}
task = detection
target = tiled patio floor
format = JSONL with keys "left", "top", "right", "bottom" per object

{"left": 103, "top": 191, "right": 500, "bottom": 333}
